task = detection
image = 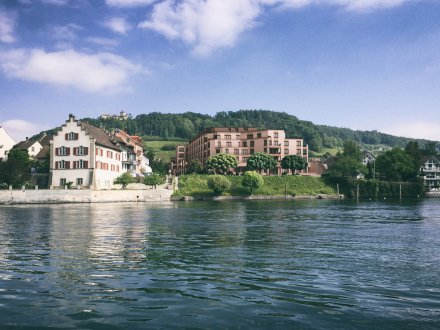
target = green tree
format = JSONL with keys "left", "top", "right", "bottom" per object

{"left": 241, "top": 171, "right": 264, "bottom": 195}
{"left": 143, "top": 174, "right": 165, "bottom": 188}
{"left": 281, "top": 155, "right": 307, "bottom": 174}
{"left": 246, "top": 152, "right": 277, "bottom": 174}
{"left": 187, "top": 159, "right": 203, "bottom": 174}
{"left": 205, "top": 153, "right": 238, "bottom": 174}
{"left": 114, "top": 172, "right": 135, "bottom": 189}
{"left": 207, "top": 175, "right": 231, "bottom": 195}
{"left": 376, "top": 148, "right": 419, "bottom": 181}
{"left": 0, "top": 149, "right": 31, "bottom": 187}
{"left": 326, "top": 141, "right": 367, "bottom": 178}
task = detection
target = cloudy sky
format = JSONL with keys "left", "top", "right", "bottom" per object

{"left": 1, "top": 0, "right": 440, "bottom": 142}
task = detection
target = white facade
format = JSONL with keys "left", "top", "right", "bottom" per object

{"left": 421, "top": 157, "right": 440, "bottom": 190}
{"left": 50, "top": 115, "right": 122, "bottom": 190}
{"left": 0, "top": 126, "right": 16, "bottom": 161}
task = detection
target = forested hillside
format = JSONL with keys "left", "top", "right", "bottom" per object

{"left": 82, "top": 110, "right": 436, "bottom": 153}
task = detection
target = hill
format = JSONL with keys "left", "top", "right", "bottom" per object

{"left": 79, "top": 110, "right": 437, "bottom": 153}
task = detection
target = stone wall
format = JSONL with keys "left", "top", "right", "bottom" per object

{"left": 0, "top": 188, "right": 173, "bottom": 204}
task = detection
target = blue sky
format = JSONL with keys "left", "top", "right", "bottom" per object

{"left": 1, "top": 0, "right": 440, "bottom": 142}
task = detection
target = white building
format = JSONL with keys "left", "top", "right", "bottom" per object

{"left": 50, "top": 114, "right": 122, "bottom": 190}
{"left": 421, "top": 156, "right": 440, "bottom": 190}
{"left": 0, "top": 126, "right": 16, "bottom": 162}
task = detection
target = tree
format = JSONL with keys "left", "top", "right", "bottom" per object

{"left": 376, "top": 148, "right": 419, "bottom": 181}
{"left": 114, "top": 172, "right": 135, "bottom": 189}
{"left": 205, "top": 153, "right": 238, "bottom": 174}
{"left": 281, "top": 155, "right": 307, "bottom": 174}
{"left": 187, "top": 159, "right": 203, "bottom": 174}
{"left": 326, "top": 140, "right": 367, "bottom": 178}
{"left": 246, "top": 152, "right": 277, "bottom": 174}
{"left": 0, "top": 149, "right": 31, "bottom": 187}
{"left": 242, "top": 171, "right": 264, "bottom": 195}
{"left": 207, "top": 175, "right": 231, "bottom": 195}
{"left": 143, "top": 174, "right": 165, "bottom": 188}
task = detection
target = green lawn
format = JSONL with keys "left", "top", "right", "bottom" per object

{"left": 178, "top": 174, "right": 335, "bottom": 197}
{"left": 144, "top": 140, "right": 186, "bottom": 163}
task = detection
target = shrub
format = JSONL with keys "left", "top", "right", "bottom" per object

{"left": 114, "top": 172, "right": 135, "bottom": 189}
{"left": 242, "top": 171, "right": 264, "bottom": 195}
{"left": 143, "top": 174, "right": 166, "bottom": 188}
{"left": 207, "top": 175, "right": 231, "bottom": 195}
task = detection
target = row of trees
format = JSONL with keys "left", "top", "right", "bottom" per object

{"left": 207, "top": 171, "right": 264, "bottom": 195}
{"left": 326, "top": 140, "right": 435, "bottom": 182}
{"left": 192, "top": 152, "right": 307, "bottom": 175}
{"left": 83, "top": 110, "right": 436, "bottom": 152}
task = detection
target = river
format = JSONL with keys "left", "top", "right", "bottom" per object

{"left": 0, "top": 200, "right": 439, "bottom": 329}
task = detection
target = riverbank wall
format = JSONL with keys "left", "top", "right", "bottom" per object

{"left": 0, "top": 188, "right": 173, "bottom": 204}
{"left": 175, "top": 194, "right": 343, "bottom": 201}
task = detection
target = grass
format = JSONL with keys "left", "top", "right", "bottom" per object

{"left": 144, "top": 140, "right": 186, "bottom": 163}
{"left": 178, "top": 174, "right": 335, "bottom": 197}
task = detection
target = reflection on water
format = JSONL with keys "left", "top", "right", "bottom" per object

{"left": 0, "top": 200, "right": 440, "bottom": 329}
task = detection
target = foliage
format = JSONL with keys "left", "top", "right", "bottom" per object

{"left": 205, "top": 153, "right": 238, "bottom": 174}
{"left": 281, "top": 155, "right": 307, "bottom": 174}
{"left": 375, "top": 147, "right": 419, "bottom": 181}
{"left": 326, "top": 141, "right": 367, "bottom": 178}
{"left": 114, "top": 172, "right": 135, "bottom": 189}
{"left": 150, "top": 159, "right": 169, "bottom": 175}
{"left": 177, "top": 174, "right": 335, "bottom": 197}
{"left": 187, "top": 159, "right": 203, "bottom": 174}
{"left": 143, "top": 174, "right": 166, "bottom": 187}
{"left": 161, "top": 144, "right": 178, "bottom": 151}
{"left": 0, "top": 149, "right": 31, "bottom": 188}
{"left": 82, "top": 110, "right": 439, "bottom": 153}
{"left": 241, "top": 171, "right": 264, "bottom": 195}
{"left": 207, "top": 175, "right": 231, "bottom": 195}
{"left": 246, "top": 152, "right": 277, "bottom": 173}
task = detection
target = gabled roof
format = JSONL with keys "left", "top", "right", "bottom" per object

{"left": 15, "top": 139, "right": 39, "bottom": 150}
{"left": 421, "top": 155, "right": 440, "bottom": 164}
{"left": 36, "top": 145, "right": 50, "bottom": 160}
{"left": 80, "top": 121, "right": 120, "bottom": 151}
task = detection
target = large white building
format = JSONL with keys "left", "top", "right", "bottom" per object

{"left": 50, "top": 114, "right": 122, "bottom": 190}
{"left": 0, "top": 126, "right": 16, "bottom": 162}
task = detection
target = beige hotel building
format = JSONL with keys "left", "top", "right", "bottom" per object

{"left": 172, "top": 127, "right": 308, "bottom": 175}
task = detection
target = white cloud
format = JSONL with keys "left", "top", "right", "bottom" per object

{"left": 139, "top": 0, "right": 261, "bottom": 56}
{"left": 1, "top": 119, "right": 49, "bottom": 142}
{"left": 0, "top": 48, "right": 147, "bottom": 93}
{"left": 382, "top": 121, "right": 440, "bottom": 141}
{"left": 139, "top": 0, "right": 411, "bottom": 56}
{"left": 0, "top": 11, "right": 16, "bottom": 43}
{"left": 104, "top": 17, "right": 132, "bottom": 34}
{"left": 87, "top": 37, "right": 120, "bottom": 47}
{"left": 53, "top": 23, "right": 82, "bottom": 41}
{"left": 106, "top": 0, "right": 156, "bottom": 7}
{"left": 41, "top": 0, "right": 69, "bottom": 5}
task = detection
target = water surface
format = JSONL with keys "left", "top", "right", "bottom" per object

{"left": 1, "top": 200, "right": 439, "bottom": 329}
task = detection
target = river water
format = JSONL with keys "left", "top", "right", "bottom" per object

{"left": 0, "top": 200, "right": 439, "bottom": 329}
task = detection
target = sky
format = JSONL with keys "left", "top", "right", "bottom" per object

{"left": 1, "top": 0, "right": 440, "bottom": 142}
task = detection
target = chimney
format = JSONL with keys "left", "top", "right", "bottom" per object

{"left": 25, "top": 137, "right": 28, "bottom": 140}
{"left": 68, "top": 114, "right": 75, "bottom": 122}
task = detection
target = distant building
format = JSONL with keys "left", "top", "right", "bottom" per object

{"left": 100, "top": 111, "right": 129, "bottom": 121}
{"left": 0, "top": 126, "right": 16, "bottom": 162}
{"left": 171, "top": 127, "right": 308, "bottom": 175}
{"left": 362, "top": 150, "right": 376, "bottom": 166}
{"left": 50, "top": 114, "right": 122, "bottom": 190}
{"left": 14, "top": 134, "right": 51, "bottom": 159}
{"left": 420, "top": 156, "right": 440, "bottom": 190}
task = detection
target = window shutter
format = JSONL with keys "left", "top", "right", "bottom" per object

{"left": 101, "top": 149, "right": 103, "bottom": 156}
{"left": 55, "top": 148, "right": 59, "bottom": 156}
{"left": 74, "top": 133, "right": 79, "bottom": 140}
{"left": 73, "top": 161, "right": 77, "bottom": 169}
{"left": 65, "top": 133, "right": 68, "bottom": 140}
{"left": 84, "top": 161, "right": 88, "bottom": 169}
{"left": 96, "top": 148, "right": 98, "bottom": 155}
{"left": 66, "top": 161, "right": 70, "bottom": 169}
{"left": 73, "top": 147, "right": 77, "bottom": 156}
{"left": 66, "top": 148, "right": 70, "bottom": 156}
{"left": 55, "top": 162, "right": 59, "bottom": 169}
{"left": 84, "top": 147, "right": 88, "bottom": 155}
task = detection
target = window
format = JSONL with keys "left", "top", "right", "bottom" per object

{"left": 242, "top": 157, "right": 249, "bottom": 162}
{"left": 107, "top": 150, "right": 113, "bottom": 159}
{"left": 74, "top": 146, "right": 88, "bottom": 156}
{"left": 226, "top": 142, "right": 232, "bottom": 147}
{"left": 247, "top": 134, "right": 253, "bottom": 139}
{"left": 264, "top": 140, "right": 268, "bottom": 146}
{"left": 60, "top": 178, "right": 66, "bottom": 186}
{"left": 297, "top": 150, "right": 302, "bottom": 155}
{"left": 297, "top": 141, "right": 302, "bottom": 147}
{"left": 56, "top": 160, "right": 70, "bottom": 169}
{"left": 225, "top": 149, "right": 229, "bottom": 154}
{"left": 257, "top": 133, "right": 261, "bottom": 138}
{"left": 243, "top": 142, "right": 248, "bottom": 147}
{"left": 56, "top": 146, "right": 70, "bottom": 156}
{"left": 284, "top": 149, "right": 289, "bottom": 154}
{"left": 264, "top": 148, "right": 267, "bottom": 153}
{"left": 250, "top": 141, "right": 254, "bottom": 147}
{"left": 234, "top": 149, "right": 239, "bottom": 155}
{"left": 236, "top": 135, "right": 240, "bottom": 139}
{"left": 284, "top": 141, "right": 289, "bottom": 146}
{"left": 250, "top": 149, "right": 255, "bottom": 154}
{"left": 77, "top": 178, "right": 83, "bottom": 186}
{"left": 217, "top": 142, "right": 221, "bottom": 148}
{"left": 73, "top": 160, "right": 88, "bottom": 169}
{"left": 225, "top": 135, "right": 231, "bottom": 140}
{"left": 241, "top": 149, "right": 249, "bottom": 155}
{"left": 274, "top": 132, "right": 279, "bottom": 138}
{"left": 65, "top": 132, "right": 78, "bottom": 140}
